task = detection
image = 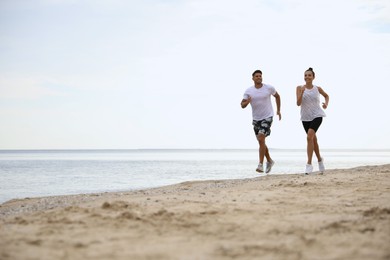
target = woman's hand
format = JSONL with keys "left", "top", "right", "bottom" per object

{"left": 299, "top": 86, "right": 306, "bottom": 96}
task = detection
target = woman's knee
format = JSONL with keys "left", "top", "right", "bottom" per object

{"left": 306, "top": 129, "right": 316, "bottom": 141}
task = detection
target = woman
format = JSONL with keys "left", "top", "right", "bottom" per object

{"left": 296, "top": 67, "right": 329, "bottom": 174}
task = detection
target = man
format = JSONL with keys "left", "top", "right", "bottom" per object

{"left": 241, "top": 70, "right": 281, "bottom": 173}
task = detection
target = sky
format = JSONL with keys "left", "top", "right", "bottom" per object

{"left": 0, "top": 0, "right": 389, "bottom": 150}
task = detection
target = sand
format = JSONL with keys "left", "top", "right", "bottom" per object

{"left": 1, "top": 164, "right": 389, "bottom": 260}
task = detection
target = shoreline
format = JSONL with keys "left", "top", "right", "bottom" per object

{"left": 1, "top": 164, "right": 390, "bottom": 259}
{"left": 0, "top": 164, "right": 382, "bottom": 216}
{"left": 1, "top": 163, "right": 388, "bottom": 211}
{"left": 2, "top": 149, "right": 389, "bottom": 205}
{"left": 0, "top": 170, "right": 308, "bottom": 217}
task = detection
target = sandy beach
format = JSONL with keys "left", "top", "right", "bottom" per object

{"left": 1, "top": 164, "right": 389, "bottom": 260}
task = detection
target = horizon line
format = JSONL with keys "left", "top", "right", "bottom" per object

{"left": 1, "top": 148, "right": 390, "bottom": 151}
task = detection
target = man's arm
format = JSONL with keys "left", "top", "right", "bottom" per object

{"left": 273, "top": 92, "right": 281, "bottom": 120}
{"left": 241, "top": 96, "right": 251, "bottom": 108}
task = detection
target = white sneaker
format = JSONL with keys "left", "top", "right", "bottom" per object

{"left": 266, "top": 160, "right": 274, "bottom": 174}
{"left": 305, "top": 164, "right": 313, "bottom": 175}
{"left": 256, "top": 164, "right": 264, "bottom": 173}
{"left": 318, "top": 158, "right": 325, "bottom": 174}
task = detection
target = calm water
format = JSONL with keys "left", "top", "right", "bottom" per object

{"left": 0, "top": 149, "right": 389, "bottom": 204}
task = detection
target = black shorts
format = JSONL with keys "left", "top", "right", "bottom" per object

{"left": 302, "top": 117, "right": 323, "bottom": 133}
{"left": 253, "top": 117, "right": 273, "bottom": 137}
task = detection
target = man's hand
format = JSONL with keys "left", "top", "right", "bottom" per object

{"left": 241, "top": 96, "right": 251, "bottom": 108}
{"left": 277, "top": 111, "right": 282, "bottom": 120}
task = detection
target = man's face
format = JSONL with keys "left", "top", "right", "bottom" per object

{"left": 252, "top": 73, "right": 262, "bottom": 84}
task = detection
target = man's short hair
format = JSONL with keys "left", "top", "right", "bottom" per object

{"left": 252, "top": 70, "right": 262, "bottom": 77}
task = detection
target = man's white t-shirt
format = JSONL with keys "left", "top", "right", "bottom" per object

{"left": 243, "top": 84, "right": 276, "bottom": 121}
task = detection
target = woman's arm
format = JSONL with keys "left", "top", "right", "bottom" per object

{"left": 318, "top": 86, "right": 329, "bottom": 109}
{"left": 296, "top": 86, "right": 305, "bottom": 106}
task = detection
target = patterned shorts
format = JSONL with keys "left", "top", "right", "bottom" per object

{"left": 253, "top": 117, "right": 273, "bottom": 137}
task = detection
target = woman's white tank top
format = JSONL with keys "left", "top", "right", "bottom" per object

{"left": 300, "top": 85, "right": 326, "bottom": 121}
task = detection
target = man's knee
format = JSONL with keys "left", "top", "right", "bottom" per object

{"left": 257, "top": 134, "right": 266, "bottom": 144}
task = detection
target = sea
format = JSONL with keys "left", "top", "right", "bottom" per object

{"left": 1, "top": 149, "right": 389, "bottom": 204}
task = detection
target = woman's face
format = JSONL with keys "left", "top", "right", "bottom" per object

{"left": 304, "top": 71, "right": 314, "bottom": 83}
